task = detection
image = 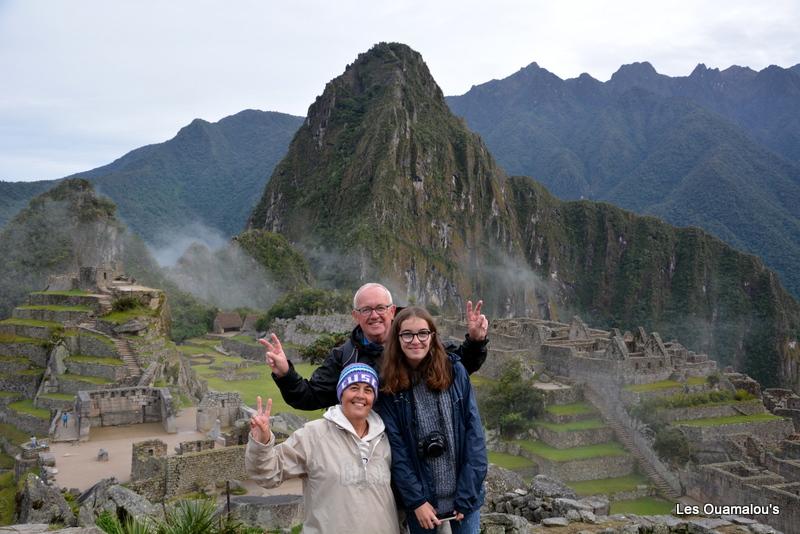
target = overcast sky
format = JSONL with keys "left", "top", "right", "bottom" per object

{"left": 1, "top": 0, "right": 798, "bottom": 183}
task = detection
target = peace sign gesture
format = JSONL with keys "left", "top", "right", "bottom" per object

{"left": 466, "top": 300, "right": 488, "bottom": 340}
{"left": 250, "top": 396, "right": 272, "bottom": 444}
{"left": 259, "top": 333, "right": 290, "bottom": 377}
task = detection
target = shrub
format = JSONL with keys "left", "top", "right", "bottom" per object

{"left": 734, "top": 389, "right": 755, "bottom": 401}
{"left": 706, "top": 373, "right": 720, "bottom": 386}
{"left": 256, "top": 288, "right": 353, "bottom": 330}
{"left": 112, "top": 296, "right": 142, "bottom": 313}
{"left": 299, "top": 332, "right": 350, "bottom": 365}
{"left": 653, "top": 428, "right": 692, "bottom": 467}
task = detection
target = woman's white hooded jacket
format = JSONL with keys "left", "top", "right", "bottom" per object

{"left": 245, "top": 405, "right": 399, "bottom": 534}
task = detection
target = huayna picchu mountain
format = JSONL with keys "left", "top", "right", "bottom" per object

{"left": 246, "top": 42, "right": 800, "bottom": 390}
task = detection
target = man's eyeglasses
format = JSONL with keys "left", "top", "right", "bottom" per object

{"left": 399, "top": 330, "right": 433, "bottom": 343}
{"left": 354, "top": 305, "right": 392, "bottom": 317}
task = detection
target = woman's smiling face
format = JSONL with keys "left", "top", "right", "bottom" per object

{"left": 398, "top": 316, "right": 432, "bottom": 367}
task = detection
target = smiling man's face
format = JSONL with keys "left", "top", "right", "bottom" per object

{"left": 351, "top": 285, "right": 395, "bottom": 346}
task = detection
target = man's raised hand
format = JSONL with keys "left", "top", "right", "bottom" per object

{"left": 466, "top": 300, "right": 488, "bottom": 340}
{"left": 259, "top": 333, "right": 290, "bottom": 377}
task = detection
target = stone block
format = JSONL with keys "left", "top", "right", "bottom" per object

{"left": 98, "top": 449, "right": 108, "bottom": 461}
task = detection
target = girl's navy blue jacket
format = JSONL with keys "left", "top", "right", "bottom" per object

{"left": 375, "top": 354, "right": 487, "bottom": 515}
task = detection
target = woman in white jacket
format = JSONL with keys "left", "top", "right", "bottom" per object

{"left": 246, "top": 363, "right": 400, "bottom": 534}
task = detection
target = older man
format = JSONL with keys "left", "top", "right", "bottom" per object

{"left": 260, "top": 283, "right": 489, "bottom": 410}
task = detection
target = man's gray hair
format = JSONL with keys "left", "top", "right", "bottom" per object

{"left": 353, "top": 283, "right": 393, "bottom": 309}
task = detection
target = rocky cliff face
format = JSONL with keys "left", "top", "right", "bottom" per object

{"left": 245, "top": 43, "right": 799, "bottom": 389}
{"left": 247, "top": 43, "right": 528, "bottom": 313}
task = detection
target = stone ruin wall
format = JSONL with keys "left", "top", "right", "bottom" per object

{"left": 129, "top": 438, "right": 248, "bottom": 501}
{"left": 682, "top": 462, "right": 800, "bottom": 534}
{"left": 75, "top": 387, "right": 177, "bottom": 441}
{"left": 196, "top": 392, "right": 245, "bottom": 432}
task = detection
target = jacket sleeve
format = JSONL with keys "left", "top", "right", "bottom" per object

{"left": 272, "top": 347, "right": 343, "bottom": 410}
{"left": 453, "top": 363, "right": 488, "bottom": 514}
{"left": 445, "top": 334, "right": 489, "bottom": 375}
{"left": 245, "top": 428, "right": 311, "bottom": 489}
{"left": 374, "top": 395, "right": 429, "bottom": 511}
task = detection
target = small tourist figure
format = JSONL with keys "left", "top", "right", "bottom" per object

{"left": 62, "top": 412, "right": 68, "bottom": 427}
{"left": 29, "top": 435, "right": 37, "bottom": 448}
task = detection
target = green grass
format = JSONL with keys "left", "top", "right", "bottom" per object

{"left": 65, "top": 354, "right": 124, "bottom": 365}
{"left": 8, "top": 399, "right": 50, "bottom": 419}
{"left": 568, "top": 474, "right": 649, "bottom": 496}
{"left": 686, "top": 377, "right": 708, "bottom": 386}
{"left": 674, "top": 413, "right": 783, "bottom": 426}
{"left": 0, "top": 422, "right": 34, "bottom": 446}
{"left": 488, "top": 451, "right": 537, "bottom": 471}
{"left": 59, "top": 373, "right": 114, "bottom": 385}
{"left": 535, "top": 418, "right": 607, "bottom": 432}
{"left": 545, "top": 402, "right": 597, "bottom": 416}
{"left": 32, "top": 290, "right": 88, "bottom": 295}
{"left": 0, "top": 333, "right": 48, "bottom": 345}
{"left": 18, "top": 304, "right": 93, "bottom": 312}
{"left": 0, "top": 318, "right": 60, "bottom": 328}
{"left": 62, "top": 330, "right": 115, "bottom": 347}
{"left": 0, "top": 470, "right": 17, "bottom": 526}
{"left": 623, "top": 380, "right": 683, "bottom": 392}
{"left": 610, "top": 496, "right": 676, "bottom": 515}
{"left": 206, "top": 360, "right": 325, "bottom": 421}
{"left": 512, "top": 440, "right": 629, "bottom": 461}
{"left": 178, "top": 345, "right": 215, "bottom": 355}
{"left": 39, "top": 392, "right": 76, "bottom": 401}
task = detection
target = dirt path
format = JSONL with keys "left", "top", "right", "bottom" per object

{"left": 47, "top": 407, "right": 302, "bottom": 498}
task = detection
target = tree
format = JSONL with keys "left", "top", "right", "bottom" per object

{"left": 480, "top": 359, "right": 545, "bottom": 439}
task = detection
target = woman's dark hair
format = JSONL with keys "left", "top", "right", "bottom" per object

{"left": 381, "top": 307, "right": 452, "bottom": 394}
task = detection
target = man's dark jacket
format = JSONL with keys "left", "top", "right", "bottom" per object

{"left": 273, "top": 325, "right": 489, "bottom": 410}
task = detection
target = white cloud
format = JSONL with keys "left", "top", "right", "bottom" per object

{"left": 1, "top": 0, "right": 798, "bottom": 182}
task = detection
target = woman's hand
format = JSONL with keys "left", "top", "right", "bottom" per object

{"left": 249, "top": 396, "right": 272, "bottom": 444}
{"left": 413, "top": 502, "right": 441, "bottom": 530}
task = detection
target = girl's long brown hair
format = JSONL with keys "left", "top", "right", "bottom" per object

{"left": 380, "top": 307, "right": 452, "bottom": 394}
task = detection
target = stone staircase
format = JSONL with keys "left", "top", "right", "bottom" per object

{"left": 113, "top": 336, "right": 142, "bottom": 381}
{"left": 583, "top": 386, "right": 681, "bottom": 498}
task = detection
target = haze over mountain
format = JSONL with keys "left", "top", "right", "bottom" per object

{"left": 245, "top": 42, "right": 800, "bottom": 390}
{"left": 446, "top": 61, "right": 800, "bottom": 299}
{"left": 0, "top": 110, "right": 304, "bottom": 249}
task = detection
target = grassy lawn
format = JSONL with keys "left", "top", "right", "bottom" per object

{"left": 545, "top": 402, "right": 597, "bottom": 416}
{"left": 675, "top": 413, "right": 783, "bottom": 426}
{"left": 488, "top": 451, "right": 537, "bottom": 471}
{"left": 204, "top": 360, "right": 325, "bottom": 422}
{"left": 622, "top": 380, "right": 683, "bottom": 392}
{"left": 8, "top": 399, "right": 50, "bottom": 419}
{"left": 568, "top": 473, "right": 649, "bottom": 496}
{"left": 0, "top": 422, "right": 34, "bottom": 445}
{"left": 611, "top": 496, "right": 676, "bottom": 515}
{"left": 62, "top": 330, "right": 116, "bottom": 347}
{"left": 32, "top": 290, "right": 88, "bottom": 295}
{"left": 18, "top": 304, "right": 93, "bottom": 312}
{"left": 0, "top": 318, "right": 61, "bottom": 328}
{"left": 39, "top": 392, "right": 76, "bottom": 401}
{"left": 65, "top": 355, "right": 124, "bottom": 365}
{"left": 686, "top": 377, "right": 708, "bottom": 386}
{"left": 0, "top": 333, "right": 48, "bottom": 345}
{"left": 535, "top": 418, "right": 607, "bottom": 432}
{"left": 176, "top": 344, "right": 214, "bottom": 356}
{"left": 513, "top": 440, "right": 628, "bottom": 461}
{"left": 60, "top": 373, "right": 113, "bottom": 385}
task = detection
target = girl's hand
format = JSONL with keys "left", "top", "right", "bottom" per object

{"left": 413, "top": 502, "right": 440, "bottom": 530}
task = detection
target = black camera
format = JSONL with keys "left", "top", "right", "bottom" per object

{"left": 417, "top": 430, "right": 447, "bottom": 459}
